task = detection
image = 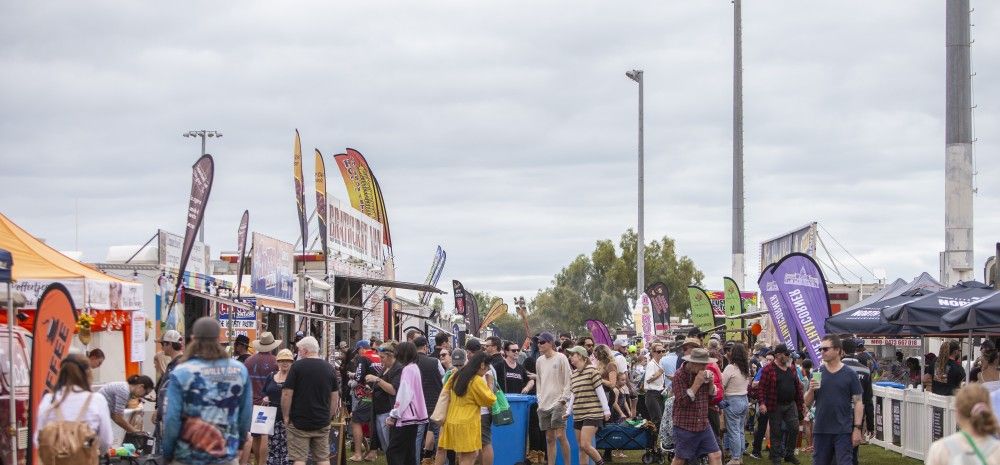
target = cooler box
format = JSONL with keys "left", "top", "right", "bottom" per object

{"left": 493, "top": 394, "right": 537, "bottom": 465}
{"left": 595, "top": 424, "right": 651, "bottom": 450}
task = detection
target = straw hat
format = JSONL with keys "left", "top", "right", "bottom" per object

{"left": 682, "top": 348, "right": 717, "bottom": 364}
{"left": 680, "top": 337, "right": 703, "bottom": 349}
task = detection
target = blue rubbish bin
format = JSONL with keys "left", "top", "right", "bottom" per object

{"left": 493, "top": 394, "right": 537, "bottom": 465}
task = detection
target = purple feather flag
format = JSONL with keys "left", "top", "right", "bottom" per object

{"left": 586, "top": 319, "right": 614, "bottom": 347}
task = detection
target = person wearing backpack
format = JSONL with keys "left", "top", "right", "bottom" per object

{"left": 926, "top": 383, "right": 1000, "bottom": 465}
{"left": 35, "top": 353, "right": 114, "bottom": 465}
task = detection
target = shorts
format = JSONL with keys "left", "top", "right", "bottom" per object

{"left": 352, "top": 399, "right": 373, "bottom": 423}
{"left": 481, "top": 413, "right": 493, "bottom": 445}
{"left": 672, "top": 426, "right": 720, "bottom": 461}
{"left": 538, "top": 403, "right": 567, "bottom": 431}
{"left": 573, "top": 418, "right": 603, "bottom": 430}
{"left": 287, "top": 423, "right": 332, "bottom": 462}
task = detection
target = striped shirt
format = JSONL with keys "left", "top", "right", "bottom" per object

{"left": 570, "top": 366, "right": 604, "bottom": 421}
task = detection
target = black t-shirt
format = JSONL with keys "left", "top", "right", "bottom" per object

{"left": 500, "top": 361, "right": 529, "bottom": 394}
{"left": 372, "top": 362, "right": 401, "bottom": 415}
{"left": 776, "top": 365, "right": 797, "bottom": 404}
{"left": 925, "top": 360, "right": 965, "bottom": 396}
{"left": 284, "top": 358, "right": 340, "bottom": 430}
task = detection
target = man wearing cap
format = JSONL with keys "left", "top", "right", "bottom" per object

{"left": 240, "top": 332, "right": 283, "bottom": 465}
{"left": 162, "top": 317, "right": 252, "bottom": 465}
{"left": 612, "top": 338, "right": 630, "bottom": 375}
{"left": 153, "top": 330, "right": 184, "bottom": 455}
{"left": 757, "top": 344, "right": 804, "bottom": 465}
{"left": 671, "top": 348, "right": 722, "bottom": 465}
{"left": 535, "top": 332, "right": 574, "bottom": 465}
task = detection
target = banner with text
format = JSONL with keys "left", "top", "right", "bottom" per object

{"left": 29, "top": 284, "right": 78, "bottom": 464}
{"left": 772, "top": 253, "right": 831, "bottom": 365}
{"left": 687, "top": 286, "right": 715, "bottom": 332}
{"left": 235, "top": 211, "right": 249, "bottom": 298}
{"left": 293, "top": 130, "right": 308, "bottom": 253}
{"left": 759, "top": 222, "right": 817, "bottom": 272}
{"left": 645, "top": 281, "right": 670, "bottom": 332}
{"left": 758, "top": 265, "right": 799, "bottom": 352}
{"left": 333, "top": 148, "right": 392, "bottom": 247}
{"left": 172, "top": 155, "right": 213, "bottom": 308}
{"left": 723, "top": 277, "right": 744, "bottom": 340}
{"left": 315, "top": 150, "right": 329, "bottom": 273}
{"left": 328, "top": 196, "right": 385, "bottom": 268}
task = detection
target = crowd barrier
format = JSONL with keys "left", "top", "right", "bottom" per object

{"left": 871, "top": 384, "right": 956, "bottom": 461}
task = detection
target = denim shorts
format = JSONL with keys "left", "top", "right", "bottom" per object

{"left": 672, "top": 426, "right": 719, "bottom": 460}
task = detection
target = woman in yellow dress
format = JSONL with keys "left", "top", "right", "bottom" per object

{"left": 437, "top": 352, "right": 497, "bottom": 465}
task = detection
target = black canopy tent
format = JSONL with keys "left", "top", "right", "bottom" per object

{"left": 882, "top": 281, "right": 995, "bottom": 332}
{"left": 940, "top": 289, "right": 1000, "bottom": 332}
{"left": 824, "top": 289, "right": 936, "bottom": 336}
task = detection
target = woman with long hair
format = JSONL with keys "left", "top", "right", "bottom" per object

{"left": 97, "top": 373, "right": 153, "bottom": 434}
{"left": 35, "top": 354, "right": 114, "bottom": 455}
{"left": 385, "top": 342, "right": 427, "bottom": 465}
{"left": 591, "top": 344, "right": 622, "bottom": 459}
{"left": 565, "top": 346, "right": 611, "bottom": 465}
{"left": 436, "top": 352, "right": 497, "bottom": 465}
{"left": 263, "top": 349, "right": 294, "bottom": 465}
{"left": 972, "top": 340, "right": 1000, "bottom": 392}
{"left": 926, "top": 383, "right": 1000, "bottom": 464}
{"left": 720, "top": 343, "right": 751, "bottom": 465}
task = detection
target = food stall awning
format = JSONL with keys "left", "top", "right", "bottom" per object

{"left": 340, "top": 276, "right": 444, "bottom": 294}
{"left": 184, "top": 289, "right": 352, "bottom": 324}
{"left": 309, "top": 297, "right": 366, "bottom": 313}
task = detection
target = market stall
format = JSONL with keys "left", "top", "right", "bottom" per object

{"left": 0, "top": 213, "right": 145, "bottom": 377}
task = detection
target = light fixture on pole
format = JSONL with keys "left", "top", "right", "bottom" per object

{"left": 626, "top": 69, "right": 645, "bottom": 300}
{"left": 182, "top": 130, "right": 223, "bottom": 242}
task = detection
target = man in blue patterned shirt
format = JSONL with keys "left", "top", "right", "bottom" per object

{"left": 163, "top": 317, "right": 252, "bottom": 465}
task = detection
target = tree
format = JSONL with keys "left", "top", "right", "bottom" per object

{"left": 531, "top": 229, "right": 704, "bottom": 334}
{"left": 431, "top": 297, "right": 444, "bottom": 313}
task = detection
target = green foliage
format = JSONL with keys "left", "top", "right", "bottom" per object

{"left": 431, "top": 297, "right": 443, "bottom": 312}
{"left": 531, "top": 229, "right": 704, "bottom": 334}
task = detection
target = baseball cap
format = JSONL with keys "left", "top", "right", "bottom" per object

{"left": 842, "top": 338, "right": 858, "bottom": 354}
{"left": 755, "top": 348, "right": 770, "bottom": 358}
{"left": 465, "top": 338, "right": 482, "bottom": 352}
{"left": 413, "top": 336, "right": 429, "bottom": 348}
{"left": 356, "top": 340, "right": 370, "bottom": 349}
{"left": 451, "top": 348, "right": 468, "bottom": 367}
{"left": 234, "top": 334, "right": 250, "bottom": 346}
{"left": 613, "top": 337, "right": 628, "bottom": 348}
{"left": 538, "top": 332, "right": 556, "bottom": 345}
{"left": 190, "top": 317, "right": 221, "bottom": 340}
{"left": 565, "top": 346, "right": 589, "bottom": 359}
{"left": 158, "top": 330, "right": 182, "bottom": 343}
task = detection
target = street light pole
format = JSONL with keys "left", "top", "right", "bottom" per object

{"left": 626, "top": 70, "right": 645, "bottom": 300}
{"left": 183, "top": 130, "right": 222, "bottom": 243}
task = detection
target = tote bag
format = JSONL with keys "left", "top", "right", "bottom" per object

{"left": 250, "top": 405, "right": 277, "bottom": 435}
{"left": 491, "top": 389, "right": 513, "bottom": 426}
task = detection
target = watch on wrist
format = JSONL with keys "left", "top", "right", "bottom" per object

{"left": 853, "top": 424, "right": 862, "bottom": 430}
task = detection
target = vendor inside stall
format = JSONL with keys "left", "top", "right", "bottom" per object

{"left": 99, "top": 375, "right": 154, "bottom": 433}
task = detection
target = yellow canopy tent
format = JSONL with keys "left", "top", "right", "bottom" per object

{"left": 0, "top": 212, "right": 144, "bottom": 376}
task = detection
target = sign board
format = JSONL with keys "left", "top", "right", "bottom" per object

{"left": 759, "top": 223, "right": 817, "bottom": 271}
{"left": 327, "top": 196, "right": 385, "bottom": 269}
{"left": 251, "top": 233, "right": 295, "bottom": 301}
{"left": 862, "top": 338, "right": 922, "bottom": 347}
{"left": 874, "top": 396, "right": 884, "bottom": 441}
{"left": 931, "top": 406, "right": 944, "bottom": 441}
{"left": 131, "top": 311, "right": 146, "bottom": 362}
{"left": 891, "top": 399, "right": 902, "bottom": 446}
{"left": 705, "top": 291, "right": 759, "bottom": 318}
{"left": 158, "top": 229, "right": 208, "bottom": 277}
{"left": 218, "top": 305, "right": 259, "bottom": 342}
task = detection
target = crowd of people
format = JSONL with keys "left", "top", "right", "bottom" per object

{"left": 29, "top": 321, "right": 1000, "bottom": 465}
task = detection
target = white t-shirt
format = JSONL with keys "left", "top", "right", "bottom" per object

{"left": 614, "top": 352, "right": 629, "bottom": 375}
{"left": 35, "top": 389, "right": 115, "bottom": 451}
{"left": 644, "top": 359, "right": 665, "bottom": 391}
{"left": 925, "top": 432, "right": 1000, "bottom": 465}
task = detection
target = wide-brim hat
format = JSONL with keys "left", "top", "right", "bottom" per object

{"left": 682, "top": 348, "right": 717, "bottom": 364}
{"left": 252, "top": 332, "right": 283, "bottom": 352}
{"left": 680, "top": 337, "right": 703, "bottom": 349}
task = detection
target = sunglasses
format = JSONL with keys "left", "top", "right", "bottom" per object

{"left": 654, "top": 350, "right": 667, "bottom": 353}
{"left": 538, "top": 340, "right": 549, "bottom": 345}
{"left": 508, "top": 349, "right": 520, "bottom": 353}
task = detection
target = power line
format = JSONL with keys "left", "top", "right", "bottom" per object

{"left": 817, "top": 223, "right": 876, "bottom": 279}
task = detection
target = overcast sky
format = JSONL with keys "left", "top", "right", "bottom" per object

{"left": 3, "top": 1, "right": 1000, "bottom": 308}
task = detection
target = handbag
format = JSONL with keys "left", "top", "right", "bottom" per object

{"left": 250, "top": 405, "right": 277, "bottom": 435}
{"left": 491, "top": 388, "right": 513, "bottom": 426}
{"left": 431, "top": 377, "right": 453, "bottom": 424}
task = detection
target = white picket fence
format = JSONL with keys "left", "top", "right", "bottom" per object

{"left": 870, "top": 385, "right": 956, "bottom": 461}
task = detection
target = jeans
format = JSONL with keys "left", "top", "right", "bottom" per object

{"left": 722, "top": 395, "right": 748, "bottom": 458}
{"left": 376, "top": 413, "right": 392, "bottom": 453}
{"left": 644, "top": 390, "right": 664, "bottom": 426}
{"left": 767, "top": 403, "right": 800, "bottom": 464}
{"left": 416, "top": 420, "right": 441, "bottom": 458}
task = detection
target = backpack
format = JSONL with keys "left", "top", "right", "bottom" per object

{"left": 38, "top": 393, "right": 99, "bottom": 465}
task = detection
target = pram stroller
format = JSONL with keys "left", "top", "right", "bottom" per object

{"left": 596, "top": 420, "right": 663, "bottom": 464}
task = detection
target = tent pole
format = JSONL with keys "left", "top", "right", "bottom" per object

{"left": 7, "top": 282, "right": 16, "bottom": 465}
{"left": 968, "top": 329, "right": 973, "bottom": 383}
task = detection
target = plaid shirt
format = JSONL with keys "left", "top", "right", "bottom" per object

{"left": 757, "top": 361, "right": 803, "bottom": 414}
{"left": 671, "top": 366, "right": 712, "bottom": 432}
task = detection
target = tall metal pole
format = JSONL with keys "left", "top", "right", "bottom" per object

{"left": 942, "top": 0, "right": 974, "bottom": 286}
{"left": 6, "top": 282, "right": 15, "bottom": 465}
{"left": 627, "top": 70, "right": 645, "bottom": 300}
{"left": 732, "top": 0, "right": 745, "bottom": 288}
